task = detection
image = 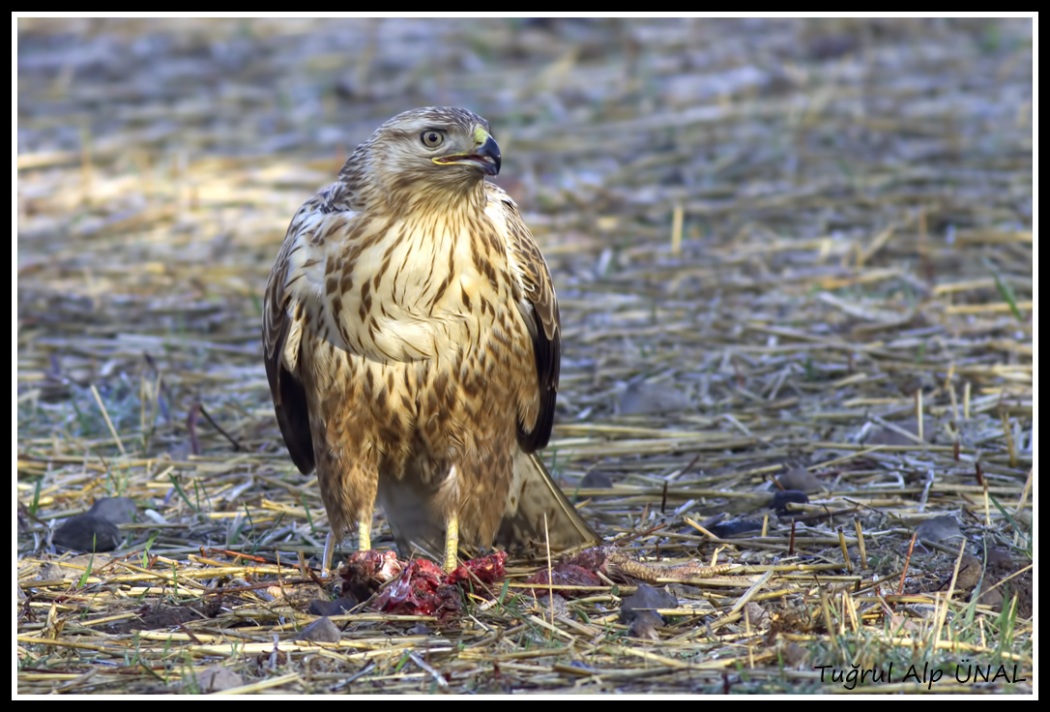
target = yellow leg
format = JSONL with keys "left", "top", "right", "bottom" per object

{"left": 322, "top": 531, "right": 336, "bottom": 576}
{"left": 321, "top": 519, "right": 371, "bottom": 577}
{"left": 358, "top": 519, "right": 371, "bottom": 552}
{"left": 444, "top": 512, "right": 459, "bottom": 572}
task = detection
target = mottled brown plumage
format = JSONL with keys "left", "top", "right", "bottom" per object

{"left": 263, "top": 107, "right": 597, "bottom": 571}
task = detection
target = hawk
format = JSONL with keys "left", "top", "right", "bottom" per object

{"left": 263, "top": 107, "right": 598, "bottom": 572}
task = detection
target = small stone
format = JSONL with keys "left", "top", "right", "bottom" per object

{"left": 618, "top": 380, "right": 693, "bottom": 415}
{"left": 193, "top": 665, "right": 243, "bottom": 692}
{"left": 775, "top": 467, "right": 823, "bottom": 494}
{"left": 294, "top": 616, "right": 341, "bottom": 643}
{"left": 628, "top": 610, "right": 663, "bottom": 640}
{"left": 780, "top": 642, "right": 809, "bottom": 667}
{"left": 915, "top": 515, "right": 963, "bottom": 544}
{"left": 620, "top": 583, "right": 677, "bottom": 630}
{"left": 742, "top": 601, "right": 768, "bottom": 630}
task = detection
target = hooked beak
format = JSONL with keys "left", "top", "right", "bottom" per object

{"left": 432, "top": 127, "right": 501, "bottom": 176}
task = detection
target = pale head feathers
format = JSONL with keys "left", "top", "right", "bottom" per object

{"left": 339, "top": 106, "right": 496, "bottom": 212}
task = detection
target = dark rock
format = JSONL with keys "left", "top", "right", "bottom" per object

{"left": 580, "top": 470, "right": 614, "bottom": 488}
{"left": 87, "top": 497, "right": 137, "bottom": 525}
{"left": 308, "top": 596, "right": 358, "bottom": 616}
{"left": 707, "top": 518, "right": 763, "bottom": 538}
{"left": 770, "top": 490, "right": 809, "bottom": 516}
{"left": 53, "top": 514, "right": 121, "bottom": 552}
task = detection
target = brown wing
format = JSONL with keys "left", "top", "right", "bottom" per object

{"left": 495, "top": 449, "right": 600, "bottom": 553}
{"left": 262, "top": 200, "right": 326, "bottom": 475}
{"left": 484, "top": 186, "right": 597, "bottom": 551}
{"left": 485, "top": 184, "right": 560, "bottom": 452}
{"left": 261, "top": 224, "right": 310, "bottom": 474}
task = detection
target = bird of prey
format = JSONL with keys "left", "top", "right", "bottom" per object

{"left": 263, "top": 107, "right": 598, "bottom": 572}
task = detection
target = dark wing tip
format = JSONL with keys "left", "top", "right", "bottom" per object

{"left": 263, "top": 296, "right": 316, "bottom": 475}
{"left": 518, "top": 309, "right": 559, "bottom": 453}
{"left": 275, "top": 362, "right": 315, "bottom": 474}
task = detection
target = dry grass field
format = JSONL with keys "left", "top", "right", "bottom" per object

{"left": 16, "top": 17, "right": 1033, "bottom": 695}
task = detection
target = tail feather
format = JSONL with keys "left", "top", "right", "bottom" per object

{"left": 495, "top": 450, "right": 598, "bottom": 554}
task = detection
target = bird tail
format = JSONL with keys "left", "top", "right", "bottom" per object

{"left": 495, "top": 449, "right": 599, "bottom": 555}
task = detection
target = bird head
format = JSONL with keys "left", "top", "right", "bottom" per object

{"left": 429, "top": 122, "right": 501, "bottom": 177}
{"left": 345, "top": 107, "right": 502, "bottom": 201}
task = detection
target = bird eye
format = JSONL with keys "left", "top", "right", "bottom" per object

{"left": 420, "top": 130, "right": 445, "bottom": 148}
